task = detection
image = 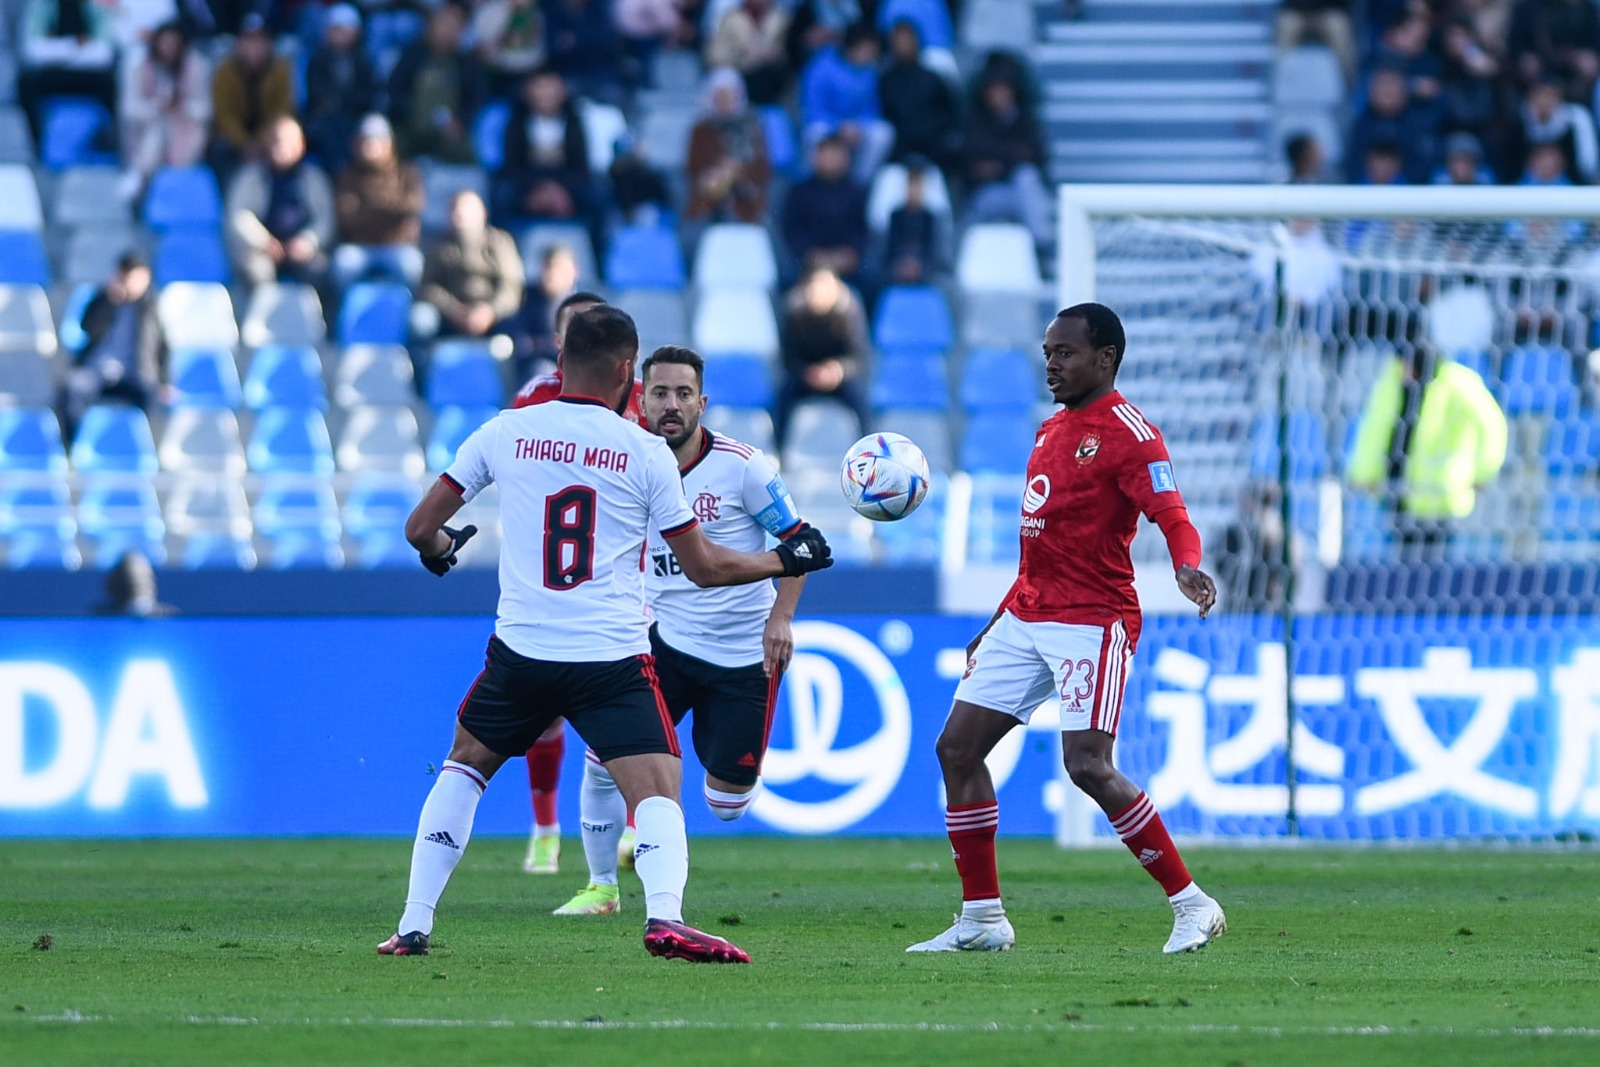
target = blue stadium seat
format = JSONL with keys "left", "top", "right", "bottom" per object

{"left": 246, "top": 407, "right": 336, "bottom": 474}
{"left": 877, "top": 0, "right": 955, "bottom": 49}
{"left": 873, "top": 286, "right": 954, "bottom": 351}
{"left": 0, "top": 230, "right": 51, "bottom": 286}
{"left": 1545, "top": 409, "right": 1600, "bottom": 476}
{"left": 0, "top": 475, "right": 74, "bottom": 539}
{"left": 254, "top": 476, "right": 341, "bottom": 539}
{"left": 243, "top": 344, "right": 328, "bottom": 411}
{"left": 40, "top": 98, "right": 116, "bottom": 170}
{"left": 1540, "top": 484, "right": 1600, "bottom": 546}
{"left": 966, "top": 473, "right": 1023, "bottom": 563}
{"left": 69, "top": 406, "right": 159, "bottom": 474}
{"left": 143, "top": 166, "right": 224, "bottom": 230}
{"left": 153, "top": 227, "right": 230, "bottom": 286}
{"left": 338, "top": 283, "right": 412, "bottom": 345}
{"left": 343, "top": 474, "right": 422, "bottom": 539}
{"left": 353, "top": 532, "right": 418, "bottom": 568}
{"left": 1251, "top": 411, "right": 1327, "bottom": 481}
{"left": 960, "top": 349, "right": 1037, "bottom": 412}
{"left": 426, "top": 340, "right": 504, "bottom": 408}
{"left": 474, "top": 101, "right": 512, "bottom": 172}
{"left": 426, "top": 406, "right": 498, "bottom": 471}
{"left": 1341, "top": 490, "right": 1392, "bottom": 562}
{"left": 169, "top": 347, "right": 243, "bottom": 409}
{"left": 702, "top": 354, "right": 775, "bottom": 409}
{"left": 870, "top": 349, "right": 948, "bottom": 411}
{"left": 180, "top": 532, "right": 256, "bottom": 570}
{"left": 78, "top": 475, "right": 165, "bottom": 557}
{"left": 872, "top": 472, "right": 947, "bottom": 564}
{"left": 605, "top": 225, "right": 686, "bottom": 289}
{"left": 265, "top": 532, "right": 345, "bottom": 569}
{"left": 0, "top": 407, "right": 67, "bottom": 472}
{"left": 1500, "top": 346, "right": 1577, "bottom": 415}
{"left": 758, "top": 106, "right": 798, "bottom": 176}
{"left": 961, "top": 412, "right": 1037, "bottom": 474}
{"left": 1451, "top": 349, "right": 1494, "bottom": 384}
{"left": 5, "top": 530, "right": 83, "bottom": 568}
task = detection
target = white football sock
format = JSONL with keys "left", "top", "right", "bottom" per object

{"left": 398, "top": 761, "right": 485, "bottom": 936}
{"left": 580, "top": 755, "right": 626, "bottom": 886}
{"left": 704, "top": 778, "right": 759, "bottom": 821}
{"left": 961, "top": 897, "right": 1006, "bottom": 923}
{"left": 632, "top": 794, "right": 688, "bottom": 922}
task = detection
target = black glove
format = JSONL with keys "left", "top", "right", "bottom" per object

{"left": 773, "top": 523, "right": 833, "bottom": 577}
{"left": 421, "top": 524, "right": 478, "bottom": 576}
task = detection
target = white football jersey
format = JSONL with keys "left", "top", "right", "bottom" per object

{"left": 646, "top": 431, "right": 803, "bottom": 668}
{"left": 444, "top": 396, "right": 698, "bottom": 660}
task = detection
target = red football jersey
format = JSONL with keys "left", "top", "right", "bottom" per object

{"left": 513, "top": 371, "right": 644, "bottom": 424}
{"left": 1003, "top": 391, "right": 1191, "bottom": 649}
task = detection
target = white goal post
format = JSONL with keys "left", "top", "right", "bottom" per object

{"left": 1049, "top": 184, "right": 1600, "bottom": 848}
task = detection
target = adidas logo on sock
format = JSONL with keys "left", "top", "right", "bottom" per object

{"left": 1138, "top": 847, "right": 1163, "bottom": 867}
{"left": 634, "top": 843, "right": 659, "bottom": 858}
{"left": 424, "top": 831, "right": 460, "bottom": 850}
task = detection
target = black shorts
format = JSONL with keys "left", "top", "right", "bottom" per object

{"left": 456, "top": 635, "right": 681, "bottom": 763}
{"left": 650, "top": 625, "right": 779, "bottom": 788}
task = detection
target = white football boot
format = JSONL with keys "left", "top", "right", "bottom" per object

{"left": 1163, "top": 893, "right": 1227, "bottom": 954}
{"left": 906, "top": 914, "right": 1016, "bottom": 952}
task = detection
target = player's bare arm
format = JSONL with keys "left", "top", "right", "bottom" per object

{"left": 763, "top": 576, "right": 805, "bottom": 676}
{"left": 405, "top": 478, "right": 478, "bottom": 574}
{"left": 667, "top": 522, "right": 832, "bottom": 587}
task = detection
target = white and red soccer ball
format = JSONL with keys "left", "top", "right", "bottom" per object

{"left": 839, "top": 432, "right": 930, "bottom": 521}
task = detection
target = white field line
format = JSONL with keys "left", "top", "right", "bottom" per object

{"left": 22, "top": 1013, "right": 1600, "bottom": 1039}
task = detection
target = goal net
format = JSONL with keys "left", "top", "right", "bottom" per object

{"left": 1052, "top": 186, "right": 1600, "bottom": 845}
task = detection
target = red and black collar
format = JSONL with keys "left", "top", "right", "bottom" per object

{"left": 678, "top": 428, "right": 713, "bottom": 477}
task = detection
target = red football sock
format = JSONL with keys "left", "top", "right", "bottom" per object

{"left": 946, "top": 802, "right": 1001, "bottom": 901}
{"left": 1111, "top": 792, "right": 1193, "bottom": 896}
{"left": 527, "top": 732, "right": 564, "bottom": 827}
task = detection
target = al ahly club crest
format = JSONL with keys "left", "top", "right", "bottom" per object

{"left": 1076, "top": 434, "right": 1101, "bottom": 464}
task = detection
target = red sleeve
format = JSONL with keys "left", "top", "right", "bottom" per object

{"left": 1112, "top": 418, "right": 1188, "bottom": 523}
{"left": 624, "top": 381, "right": 644, "bottom": 424}
{"left": 1154, "top": 506, "right": 1202, "bottom": 572}
{"left": 512, "top": 376, "right": 562, "bottom": 408}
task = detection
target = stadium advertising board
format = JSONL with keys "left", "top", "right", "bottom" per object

{"left": 2, "top": 615, "right": 1598, "bottom": 839}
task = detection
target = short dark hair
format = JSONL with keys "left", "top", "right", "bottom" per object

{"left": 641, "top": 345, "right": 705, "bottom": 387}
{"left": 562, "top": 304, "right": 638, "bottom": 370}
{"left": 843, "top": 20, "right": 878, "bottom": 50}
{"left": 554, "top": 289, "right": 604, "bottom": 334}
{"left": 116, "top": 250, "right": 148, "bottom": 274}
{"left": 1057, "top": 302, "right": 1127, "bottom": 368}
{"left": 1285, "top": 133, "right": 1315, "bottom": 170}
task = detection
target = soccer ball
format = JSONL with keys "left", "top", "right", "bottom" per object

{"left": 840, "top": 432, "right": 930, "bottom": 521}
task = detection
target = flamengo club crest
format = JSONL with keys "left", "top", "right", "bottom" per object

{"left": 692, "top": 492, "right": 721, "bottom": 523}
{"left": 1076, "top": 433, "right": 1101, "bottom": 464}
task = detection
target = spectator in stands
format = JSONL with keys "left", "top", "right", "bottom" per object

{"left": 878, "top": 19, "right": 958, "bottom": 173}
{"left": 962, "top": 72, "right": 1052, "bottom": 253}
{"left": 1437, "top": 14, "right": 1504, "bottom": 144}
{"left": 1436, "top": 131, "right": 1494, "bottom": 184}
{"left": 1346, "top": 68, "right": 1438, "bottom": 184}
{"left": 94, "top": 551, "right": 177, "bottom": 618}
{"left": 504, "top": 243, "right": 580, "bottom": 382}
{"left": 18, "top": 0, "right": 118, "bottom": 140}
{"left": 208, "top": 13, "right": 294, "bottom": 183}
{"left": 224, "top": 116, "right": 335, "bottom": 289}
{"left": 473, "top": 0, "right": 546, "bottom": 96}
{"left": 781, "top": 133, "right": 869, "bottom": 286}
{"left": 880, "top": 158, "right": 949, "bottom": 284}
{"left": 775, "top": 265, "right": 871, "bottom": 446}
{"left": 59, "top": 252, "right": 164, "bottom": 442}
{"left": 616, "top": 0, "right": 685, "bottom": 83}
{"left": 303, "top": 4, "right": 379, "bottom": 174}
{"left": 388, "top": 1, "right": 484, "bottom": 164}
{"left": 493, "top": 67, "right": 593, "bottom": 228}
{"left": 1509, "top": 0, "right": 1600, "bottom": 101}
{"left": 1284, "top": 132, "right": 1332, "bottom": 183}
{"left": 610, "top": 129, "right": 674, "bottom": 226}
{"left": 1216, "top": 483, "right": 1292, "bottom": 613}
{"left": 119, "top": 20, "right": 211, "bottom": 200}
{"left": 708, "top": 0, "right": 793, "bottom": 106}
{"left": 332, "top": 115, "right": 426, "bottom": 289}
{"left": 543, "top": 0, "right": 629, "bottom": 103}
{"left": 1348, "top": 337, "right": 1508, "bottom": 560}
{"left": 1275, "top": 0, "right": 1356, "bottom": 80}
{"left": 1512, "top": 77, "right": 1599, "bottom": 183}
{"left": 1373, "top": 13, "right": 1444, "bottom": 116}
{"left": 414, "top": 190, "right": 525, "bottom": 344}
{"left": 687, "top": 68, "right": 773, "bottom": 227}
{"left": 785, "top": 0, "right": 861, "bottom": 75}
{"left": 800, "top": 21, "right": 894, "bottom": 184}
{"left": 1358, "top": 139, "right": 1407, "bottom": 185}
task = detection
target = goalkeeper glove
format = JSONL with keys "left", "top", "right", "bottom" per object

{"left": 773, "top": 523, "right": 833, "bottom": 577}
{"left": 421, "top": 524, "right": 478, "bottom": 576}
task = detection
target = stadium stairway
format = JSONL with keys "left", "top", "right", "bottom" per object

{"left": 1033, "top": 0, "right": 1275, "bottom": 183}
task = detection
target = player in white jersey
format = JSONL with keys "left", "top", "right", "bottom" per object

{"left": 555, "top": 345, "right": 807, "bottom": 917}
{"left": 378, "top": 307, "right": 834, "bottom": 963}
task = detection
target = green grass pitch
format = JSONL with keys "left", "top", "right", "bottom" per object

{"left": 3, "top": 837, "right": 1598, "bottom": 1066}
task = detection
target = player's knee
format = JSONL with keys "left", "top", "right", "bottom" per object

{"left": 705, "top": 778, "right": 758, "bottom": 821}
{"left": 1064, "top": 748, "right": 1115, "bottom": 794}
{"left": 934, "top": 728, "right": 984, "bottom": 775}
